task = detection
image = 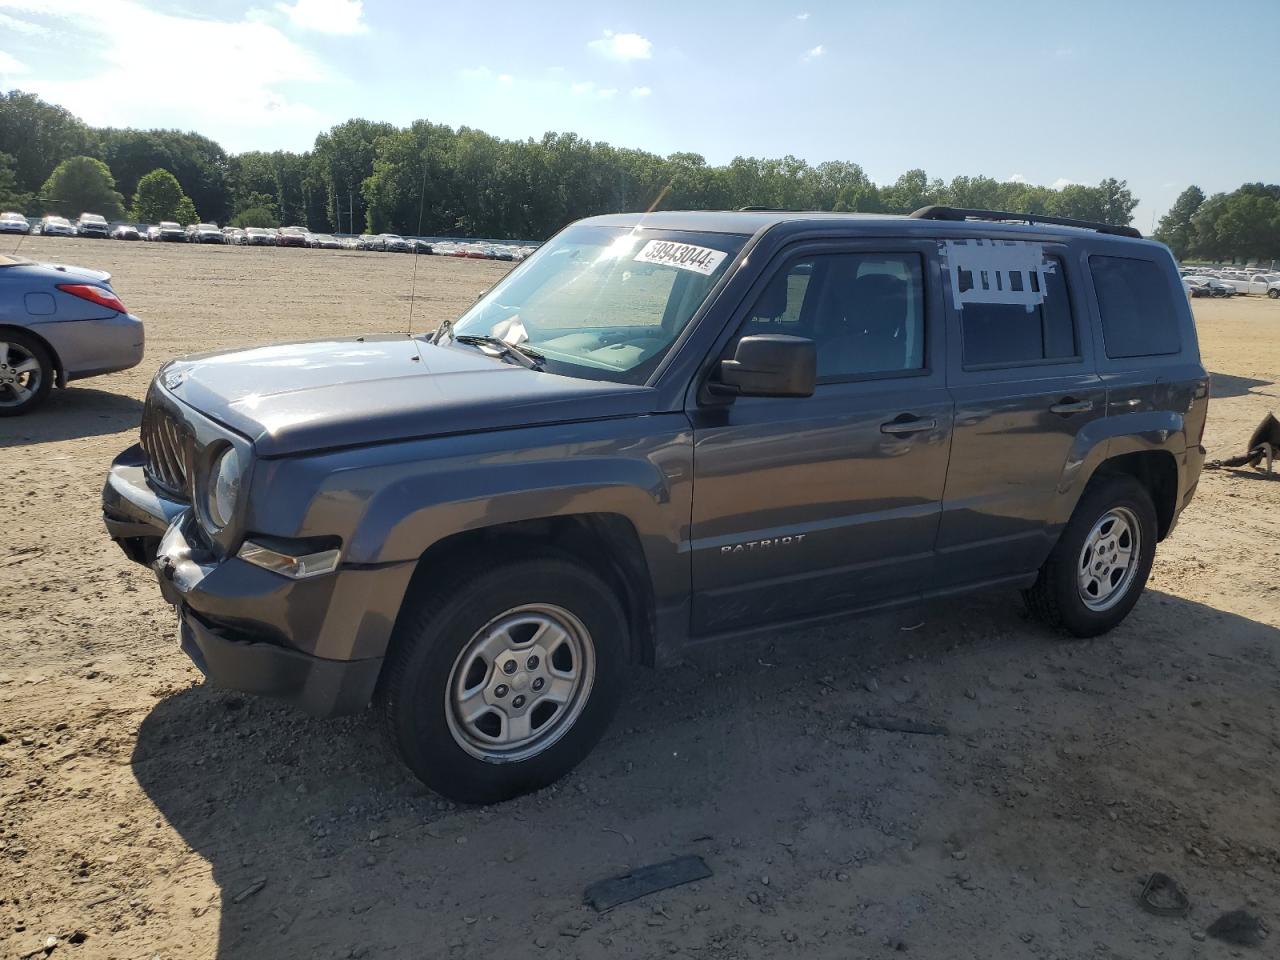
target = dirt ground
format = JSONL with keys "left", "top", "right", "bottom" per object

{"left": 2, "top": 236, "right": 1278, "bottom": 960}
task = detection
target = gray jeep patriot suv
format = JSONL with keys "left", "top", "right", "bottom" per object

{"left": 103, "top": 206, "right": 1208, "bottom": 803}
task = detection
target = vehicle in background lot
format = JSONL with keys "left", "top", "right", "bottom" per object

{"left": 244, "top": 227, "right": 274, "bottom": 246}
{"left": 0, "top": 212, "right": 28, "bottom": 235}
{"left": 222, "top": 227, "right": 247, "bottom": 245}
{"left": 1184, "top": 277, "right": 1212, "bottom": 298}
{"left": 151, "top": 221, "right": 184, "bottom": 242}
{"left": 340, "top": 236, "right": 359, "bottom": 250}
{"left": 0, "top": 253, "right": 145, "bottom": 415}
{"left": 111, "top": 224, "right": 141, "bottom": 241}
{"left": 277, "top": 226, "right": 308, "bottom": 248}
{"left": 1223, "top": 274, "right": 1271, "bottom": 296}
{"left": 378, "top": 233, "right": 412, "bottom": 253}
{"left": 75, "top": 213, "right": 110, "bottom": 238}
{"left": 356, "top": 233, "right": 383, "bottom": 251}
{"left": 189, "top": 223, "right": 224, "bottom": 244}
{"left": 1205, "top": 278, "right": 1237, "bottom": 297}
{"left": 308, "top": 233, "right": 341, "bottom": 249}
{"left": 38, "top": 216, "right": 76, "bottom": 237}
{"left": 103, "top": 206, "right": 1208, "bottom": 803}
{"left": 410, "top": 238, "right": 434, "bottom": 255}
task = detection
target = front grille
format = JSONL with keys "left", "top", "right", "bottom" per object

{"left": 140, "top": 389, "right": 192, "bottom": 498}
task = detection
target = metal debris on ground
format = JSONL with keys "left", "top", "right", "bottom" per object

{"left": 854, "top": 715, "right": 950, "bottom": 736}
{"left": 584, "top": 855, "right": 712, "bottom": 912}
{"left": 1137, "top": 872, "right": 1190, "bottom": 917}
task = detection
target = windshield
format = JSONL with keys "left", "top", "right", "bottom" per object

{"left": 450, "top": 224, "right": 747, "bottom": 384}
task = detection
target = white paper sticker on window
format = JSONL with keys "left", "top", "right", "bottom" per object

{"left": 633, "top": 239, "right": 728, "bottom": 276}
{"left": 942, "top": 239, "right": 1051, "bottom": 313}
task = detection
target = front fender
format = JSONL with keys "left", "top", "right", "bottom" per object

{"left": 246, "top": 415, "right": 694, "bottom": 604}
{"left": 1050, "top": 410, "right": 1187, "bottom": 527}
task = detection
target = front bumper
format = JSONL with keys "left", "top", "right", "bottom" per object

{"left": 103, "top": 447, "right": 414, "bottom": 716}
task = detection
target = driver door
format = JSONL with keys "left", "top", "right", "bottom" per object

{"left": 686, "top": 240, "right": 954, "bottom": 635}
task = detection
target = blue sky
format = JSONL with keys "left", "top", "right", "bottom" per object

{"left": 1, "top": 0, "right": 1275, "bottom": 229}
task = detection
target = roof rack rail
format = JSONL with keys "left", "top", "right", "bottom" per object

{"left": 909, "top": 205, "right": 1143, "bottom": 240}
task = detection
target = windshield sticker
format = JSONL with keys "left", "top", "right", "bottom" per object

{"left": 941, "top": 239, "right": 1051, "bottom": 312}
{"left": 633, "top": 240, "right": 728, "bottom": 276}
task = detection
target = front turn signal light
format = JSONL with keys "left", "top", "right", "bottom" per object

{"left": 238, "top": 539, "right": 341, "bottom": 580}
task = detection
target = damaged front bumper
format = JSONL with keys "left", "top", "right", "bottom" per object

{"left": 102, "top": 446, "right": 412, "bottom": 717}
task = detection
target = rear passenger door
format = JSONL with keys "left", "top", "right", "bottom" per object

{"left": 937, "top": 238, "right": 1106, "bottom": 586}
{"left": 688, "top": 240, "right": 953, "bottom": 635}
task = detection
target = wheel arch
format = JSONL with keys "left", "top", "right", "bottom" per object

{"left": 1090, "top": 449, "right": 1180, "bottom": 541}
{"left": 389, "top": 513, "right": 658, "bottom": 669}
{"left": 0, "top": 323, "right": 64, "bottom": 386}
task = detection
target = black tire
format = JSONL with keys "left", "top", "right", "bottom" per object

{"left": 0, "top": 329, "right": 54, "bottom": 417}
{"left": 1268, "top": 288, "right": 1279, "bottom": 299}
{"left": 381, "top": 554, "right": 629, "bottom": 804}
{"left": 1023, "top": 474, "right": 1157, "bottom": 638}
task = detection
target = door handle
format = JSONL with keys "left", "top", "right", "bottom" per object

{"left": 1049, "top": 398, "right": 1094, "bottom": 415}
{"left": 880, "top": 416, "right": 937, "bottom": 435}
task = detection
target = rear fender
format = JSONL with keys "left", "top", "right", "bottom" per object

{"left": 1050, "top": 410, "right": 1187, "bottom": 528}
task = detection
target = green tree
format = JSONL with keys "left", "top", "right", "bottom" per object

{"left": 230, "top": 205, "right": 278, "bottom": 228}
{"left": 131, "top": 167, "right": 185, "bottom": 222}
{"left": 1153, "top": 186, "right": 1205, "bottom": 259}
{"left": 39, "top": 155, "right": 125, "bottom": 220}
{"left": 0, "top": 152, "right": 28, "bottom": 211}
{"left": 0, "top": 90, "right": 95, "bottom": 194}
{"left": 174, "top": 195, "right": 198, "bottom": 225}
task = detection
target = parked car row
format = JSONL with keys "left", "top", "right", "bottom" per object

{"left": 2, "top": 211, "right": 540, "bottom": 262}
{"left": 1180, "top": 265, "right": 1280, "bottom": 298}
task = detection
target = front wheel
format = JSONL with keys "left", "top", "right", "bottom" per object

{"left": 1024, "top": 474, "right": 1157, "bottom": 637}
{"left": 381, "top": 555, "right": 629, "bottom": 804}
{"left": 1268, "top": 288, "right": 1279, "bottom": 299}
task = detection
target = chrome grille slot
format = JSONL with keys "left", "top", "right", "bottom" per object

{"left": 140, "top": 389, "right": 192, "bottom": 498}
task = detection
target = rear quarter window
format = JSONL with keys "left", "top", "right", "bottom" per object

{"left": 1089, "top": 255, "right": 1182, "bottom": 359}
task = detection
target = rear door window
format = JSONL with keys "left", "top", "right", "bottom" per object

{"left": 957, "top": 256, "right": 1076, "bottom": 366}
{"left": 1089, "top": 255, "right": 1182, "bottom": 358}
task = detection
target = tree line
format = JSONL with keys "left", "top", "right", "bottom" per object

{"left": 1154, "top": 184, "right": 1280, "bottom": 264}
{"left": 0, "top": 88, "right": 1144, "bottom": 241}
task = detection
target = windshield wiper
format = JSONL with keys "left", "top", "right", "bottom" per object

{"left": 454, "top": 334, "right": 545, "bottom": 370}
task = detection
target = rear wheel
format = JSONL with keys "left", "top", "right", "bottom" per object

{"left": 1024, "top": 474, "right": 1157, "bottom": 637}
{"left": 381, "top": 555, "right": 628, "bottom": 804}
{"left": 0, "top": 330, "right": 53, "bottom": 416}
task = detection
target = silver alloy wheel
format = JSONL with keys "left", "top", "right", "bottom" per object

{"left": 1077, "top": 506, "right": 1141, "bottom": 611}
{"left": 445, "top": 603, "right": 596, "bottom": 762}
{"left": 0, "top": 340, "right": 41, "bottom": 408}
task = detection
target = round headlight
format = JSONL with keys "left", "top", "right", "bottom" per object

{"left": 207, "top": 447, "right": 241, "bottom": 529}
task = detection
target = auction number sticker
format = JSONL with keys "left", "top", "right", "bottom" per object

{"left": 633, "top": 240, "right": 727, "bottom": 276}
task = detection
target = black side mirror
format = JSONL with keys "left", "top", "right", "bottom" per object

{"left": 716, "top": 334, "right": 816, "bottom": 398}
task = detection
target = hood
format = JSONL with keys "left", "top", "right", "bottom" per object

{"left": 158, "top": 335, "right": 657, "bottom": 457}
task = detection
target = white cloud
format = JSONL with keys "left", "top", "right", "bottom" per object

{"left": 587, "top": 29, "right": 652, "bottom": 61}
{"left": 1052, "top": 177, "right": 1079, "bottom": 189}
{"left": 1006, "top": 173, "right": 1027, "bottom": 183}
{"left": 275, "top": 0, "right": 366, "bottom": 34}
{"left": 569, "top": 80, "right": 620, "bottom": 100}
{"left": 803, "top": 44, "right": 824, "bottom": 61}
{"left": 630, "top": 86, "right": 651, "bottom": 99}
{"left": 497, "top": 73, "right": 514, "bottom": 86}
{"left": 796, "top": 11, "right": 811, "bottom": 19}
{"left": 0, "top": 0, "right": 328, "bottom": 149}
{"left": 0, "top": 50, "right": 29, "bottom": 74}
{"left": 0, "top": 11, "right": 46, "bottom": 35}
